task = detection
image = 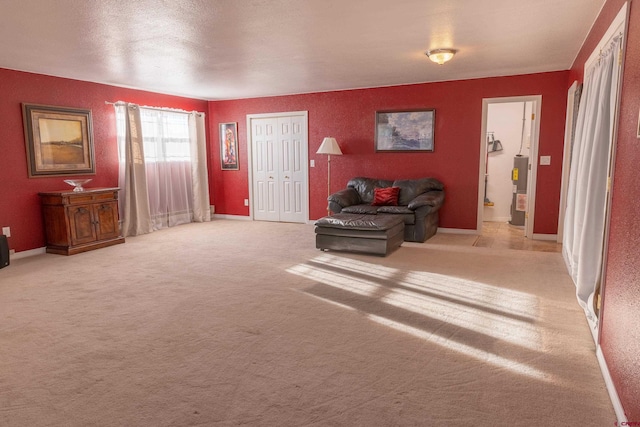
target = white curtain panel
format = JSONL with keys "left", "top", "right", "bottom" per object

{"left": 562, "top": 36, "right": 621, "bottom": 319}
{"left": 116, "top": 104, "right": 153, "bottom": 237}
{"left": 189, "top": 112, "right": 211, "bottom": 222}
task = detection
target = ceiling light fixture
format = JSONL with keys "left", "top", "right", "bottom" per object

{"left": 426, "top": 48, "right": 457, "bottom": 65}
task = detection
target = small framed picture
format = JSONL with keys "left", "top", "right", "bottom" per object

{"left": 220, "top": 122, "right": 239, "bottom": 170}
{"left": 375, "top": 109, "right": 435, "bottom": 152}
{"left": 22, "top": 103, "right": 96, "bottom": 177}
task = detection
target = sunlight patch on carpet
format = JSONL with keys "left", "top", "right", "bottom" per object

{"left": 402, "top": 270, "right": 538, "bottom": 318}
{"left": 288, "top": 263, "right": 381, "bottom": 297}
{"left": 311, "top": 253, "right": 400, "bottom": 278}
{"left": 288, "top": 254, "right": 549, "bottom": 381}
{"left": 378, "top": 287, "right": 541, "bottom": 350}
{"left": 368, "top": 315, "right": 550, "bottom": 381}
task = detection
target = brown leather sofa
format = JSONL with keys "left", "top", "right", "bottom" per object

{"left": 327, "top": 177, "right": 445, "bottom": 242}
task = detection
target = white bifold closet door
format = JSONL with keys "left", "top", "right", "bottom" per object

{"left": 251, "top": 114, "right": 307, "bottom": 223}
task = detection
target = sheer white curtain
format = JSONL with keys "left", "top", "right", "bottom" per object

{"left": 141, "top": 108, "right": 193, "bottom": 229}
{"left": 116, "top": 104, "right": 210, "bottom": 236}
{"left": 563, "top": 35, "right": 621, "bottom": 319}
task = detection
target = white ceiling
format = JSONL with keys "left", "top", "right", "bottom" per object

{"left": 0, "top": 0, "right": 605, "bottom": 101}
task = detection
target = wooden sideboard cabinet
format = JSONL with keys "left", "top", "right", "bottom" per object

{"left": 39, "top": 187, "right": 125, "bottom": 255}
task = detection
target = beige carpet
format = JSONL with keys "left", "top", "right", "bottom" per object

{"left": 0, "top": 220, "right": 615, "bottom": 426}
{"left": 403, "top": 232, "right": 479, "bottom": 247}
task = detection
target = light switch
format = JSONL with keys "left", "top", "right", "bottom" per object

{"left": 310, "top": 160, "right": 315, "bottom": 167}
{"left": 540, "top": 156, "right": 551, "bottom": 166}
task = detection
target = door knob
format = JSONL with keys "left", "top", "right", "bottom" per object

{"left": 285, "top": 176, "right": 290, "bottom": 179}
{"left": 269, "top": 176, "right": 274, "bottom": 179}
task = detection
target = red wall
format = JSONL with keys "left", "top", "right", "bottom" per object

{"left": 0, "top": 68, "right": 208, "bottom": 253}
{"left": 1, "top": 68, "right": 569, "bottom": 254}
{"left": 209, "top": 72, "right": 569, "bottom": 232}
{"left": 580, "top": 0, "right": 640, "bottom": 421}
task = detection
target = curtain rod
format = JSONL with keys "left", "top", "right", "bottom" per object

{"left": 105, "top": 101, "right": 204, "bottom": 116}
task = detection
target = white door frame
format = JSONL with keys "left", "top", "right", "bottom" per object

{"left": 478, "top": 96, "right": 542, "bottom": 238}
{"left": 246, "top": 111, "right": 309, "bottom": 222}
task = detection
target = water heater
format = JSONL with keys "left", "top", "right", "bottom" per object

{"left": 510, "top": 155, "right": 529, "bottom": 226}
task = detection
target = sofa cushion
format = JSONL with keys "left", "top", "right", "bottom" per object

{"left": 393, "top": 178, "right": 444, "bottom": 206}
{"left": 347, "top": 177, "right": 394, "bottom": 204}
{"left": 342, "top": 204, "right": 379, "bottom": 215}
{"left": 315, "top": 213, "right": 404, "bottom": 231}
{"left": 377, "top": 205, "right": 414, "bottom": 225}
{"left": 376, "top": 205, "right": 412, "bottom": 215}
{"left": 372, "top": 187, "right": 400, "bottom": 206}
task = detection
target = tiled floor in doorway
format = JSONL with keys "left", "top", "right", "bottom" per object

{"left": 473, "top": 221, "right": 562, "bottom": 253}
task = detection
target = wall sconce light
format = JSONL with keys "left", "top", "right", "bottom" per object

{"left": 426, "top": 48, "right": 457, "bottom": 65}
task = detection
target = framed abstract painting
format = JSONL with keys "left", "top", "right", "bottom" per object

{"left": 220, "top": 122, "right": 239, "bottom": 170}
{"left": 375, "top": 109, "right": 435, "bottom": 152}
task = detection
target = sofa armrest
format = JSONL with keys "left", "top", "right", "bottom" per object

{"left": 407, "top": 190, "right": 445, "bottom": 211}
{"left": 327, "top": 188, "right": 362, "bottom": 213}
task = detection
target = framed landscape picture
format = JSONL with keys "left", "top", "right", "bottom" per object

{"left": 22, "top": 103, "right": 95, "bottom": 177}
{"left": 375, "top": 109, "right": 435, "bottom": 152}
{"left": 220, "top": 122, "right": 239, "bottom": 170}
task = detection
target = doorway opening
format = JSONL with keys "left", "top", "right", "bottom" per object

{"left": 478, "top": 96, "right": 542, "bottom": 239}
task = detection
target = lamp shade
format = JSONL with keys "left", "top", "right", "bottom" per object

{"left": 316, "top": 137, "right": 343, "bottom": 155}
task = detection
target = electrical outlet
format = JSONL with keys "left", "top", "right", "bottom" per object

{"left": 244, "top": 199, "right": 249, "bottom": 206}
{"left": 2, "top": 227, "right": 10, "bottom": 237}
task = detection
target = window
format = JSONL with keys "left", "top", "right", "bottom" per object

{"left": 116, "top": 104, "right": 210, "bottom": 234}
{"left": 140, "top": 109, "right": 191, "bottom": 162}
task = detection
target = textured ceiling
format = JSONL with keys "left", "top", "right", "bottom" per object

{"left": 0, "top": 0, "right": 606, "bottom": 100}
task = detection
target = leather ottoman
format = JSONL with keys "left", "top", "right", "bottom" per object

{"left": 314, "top": 213, "right": 404, "bottom": 256}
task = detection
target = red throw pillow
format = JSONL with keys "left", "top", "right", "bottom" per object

{"left": 372, "top": 187, "right": 400, "bottom": 206}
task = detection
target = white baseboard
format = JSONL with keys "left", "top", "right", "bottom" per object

{"left": 212, "top": 214, "right": 251, "bottom": 221}
{"left": 11, "top": 247, "right": 46, "bottom": 260}
{"left": 532, "top": 233, "right": 558, "bottom": 241}
{"left": 596, "top": 346, "right": 627, "bottom": 423}
{"left": 437, "top": 227, "right": 478, "bottom": 235}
